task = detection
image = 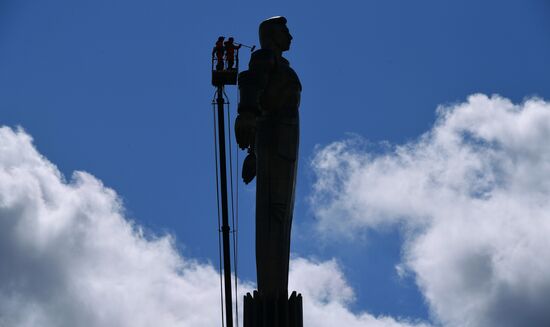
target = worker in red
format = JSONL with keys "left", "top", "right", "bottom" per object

{"left": 224, "top": 37, "right": 241, "bottom": 70}
{"left": 212, "top": 36, "right": 225, "bottom": 71}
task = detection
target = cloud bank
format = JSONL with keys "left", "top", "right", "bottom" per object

{"left": 0, "top": 126, "right": 425, "bottom": 327}
{"left": 0, "top": 127, "right": 226, "bottom": 326}
{"left": 291, "top": 258, "right": 427, "bottom": 327}
{"left": 311, "top": 94, "right": 550, "bottom": 327}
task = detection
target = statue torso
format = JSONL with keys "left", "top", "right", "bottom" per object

{"left": 247, "top": 49, "right": 301, "bottom": 119}
{"left": 261, "top": 56, "right": 301, "bottom": 118}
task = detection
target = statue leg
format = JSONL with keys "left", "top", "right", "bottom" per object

{"left": 256, "top": 119, "right": 299, "bottom": 299}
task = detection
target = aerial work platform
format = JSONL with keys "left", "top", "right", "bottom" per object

{"left": 212, "top": 65, "right": 238, "bottom": 86}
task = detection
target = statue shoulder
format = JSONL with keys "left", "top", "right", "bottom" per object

{"left": 248, "top": 49, "right": 277, "bottom": 71}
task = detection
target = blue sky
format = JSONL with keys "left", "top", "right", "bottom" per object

{"left": 2, "top": 1, "right": 550, "bottom": 326}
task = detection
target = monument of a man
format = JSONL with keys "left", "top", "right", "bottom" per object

{"left": 236, "top": 16, "right": 302, "bottom": 325}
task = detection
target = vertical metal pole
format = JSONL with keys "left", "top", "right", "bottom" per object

{"left": 217, "top": 85, "right": 234, "bottom": 327}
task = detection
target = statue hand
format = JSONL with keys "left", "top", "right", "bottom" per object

{"left": 242, "top": 151, "right": 256, "bottom": 184}
{"left": 235, "top": 113, "right": 256, "bottom": 150}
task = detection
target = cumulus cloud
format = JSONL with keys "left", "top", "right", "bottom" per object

{"left": 0, "top": 127, "right": 227, "bottom": 327}
{"left": 311, "top": 94, "right": 550, "bottom": 327}
{"left": 290, "top": 258, "right": 429, "bottom": 327}
{"left": 0, "top": 126, "right": 425, "bottom": 327}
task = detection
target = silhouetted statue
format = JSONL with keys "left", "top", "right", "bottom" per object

{"left": 236, "top": 16, "right": 303, "bottom": 326}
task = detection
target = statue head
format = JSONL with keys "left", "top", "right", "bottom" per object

{"left": 259, "top": 16, "right": 292, "bottom": 53}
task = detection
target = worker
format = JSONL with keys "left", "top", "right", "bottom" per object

{"left": 212, "top": 36, "right": 225, "bottom": 71}
{"left": 224, "top": 37, "right": 241, "bottom": 70}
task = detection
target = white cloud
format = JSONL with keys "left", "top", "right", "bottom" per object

{"left": 290, "top": 258, "right": 429, "bottom": 327}
{"left": 310, "top": 94, "right": 550, "bottom": 327}
{"left": 0, "top": 127, "right": 225, "bottom": 327}
{"left": 0, "top": 126, "right": 426, "bottom": 327}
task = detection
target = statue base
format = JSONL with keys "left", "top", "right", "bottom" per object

{"left": 243, "top": 290, "right": 303, "bottom": 327}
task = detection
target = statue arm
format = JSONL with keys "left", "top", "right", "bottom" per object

{"left": 235, "top": 50, "right": 275, "bottom": 150}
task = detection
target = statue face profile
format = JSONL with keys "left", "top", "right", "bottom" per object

{"left": 259, "top": 16, "right": 293, "bottom": 52}
{"left": 272, "top": 23, "right": 292, "bottom": 51}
